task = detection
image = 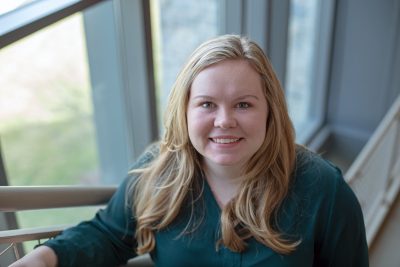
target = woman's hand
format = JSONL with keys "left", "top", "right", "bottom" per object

{"left": 9, "top": 246, "right": 58, "bottom": 267}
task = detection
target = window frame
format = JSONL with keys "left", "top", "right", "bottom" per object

{"left": 83, "top": 0, "right": 158, "bottom": 183}
{"left": 0, "top": 0, "right": 102, "bottom": 49}
{"left": 0, "top": 0, "right": 157, "bottom": 241}
{"left": 0, "top": 0, "right": 107, "bottom": 238}
{"left": 221, "top": 0, "right": 332, "bottom": 145}
{"left": 289, "top": 0, "right": 336, "bottom": 145}
{"left": 0, "top": 0, "right": 158, "bottom": 185}
{"left": 219, "top": 0, "right": 290, "bottom": 82}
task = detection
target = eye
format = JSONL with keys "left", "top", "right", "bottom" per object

{"left": 236, "top": 102, "right": 250, "bottom": 109}
{"left": 201, "top": 102, "right": 215, "bottom": 109}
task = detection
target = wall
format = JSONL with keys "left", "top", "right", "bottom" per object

{"left": 328, "top": 0, "right": 400, "bottom": 138}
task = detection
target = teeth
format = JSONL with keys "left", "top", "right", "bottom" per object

{"left": 212, "top": 138, "right": 240, "bottom": 144}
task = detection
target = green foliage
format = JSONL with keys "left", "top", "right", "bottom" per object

{"left": 1, "top": 116, "right": 101, "bottom": 252}
{"left": 2, "top": 116, "right": 99, "bottom": 186}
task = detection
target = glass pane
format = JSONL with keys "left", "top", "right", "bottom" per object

{"left": 151, "top": 0, "right": 219, "bottom": 130}
{"left": 0, "top": 12, "right": 100, "bottom": 244}
{"left": 285, "top": 0, "right": 319, "bottom": 132}
{"left": 0, "top": 13, "right": 99, "bottom": 187}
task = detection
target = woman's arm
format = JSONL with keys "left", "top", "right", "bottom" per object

{"left": 9, "top": 144, "right": 158, "bottom": 267}
{"left": 8, "top": 179, "right": 135, "bottom": 267}
{"left": 9, "top": 246, "right": 58, "bottom": 267}
{"left": 314, "top": 162, "right": 369, "bottom": 266}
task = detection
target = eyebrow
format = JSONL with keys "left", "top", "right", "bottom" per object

{"left": 192, "top": 95, "right": 260, "bottom": 101}
{"left": 236, "top": 95, "right": 260, "bottom": 101}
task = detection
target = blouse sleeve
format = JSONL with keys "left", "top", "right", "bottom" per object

{"left": 43, "top": 146, "right": 157, "bottom": 267}
{"left": 314, "top": 163, "right": 369, "bottom": 267}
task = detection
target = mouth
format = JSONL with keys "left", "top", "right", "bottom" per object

{"left": 210, "top": 138, "right": 242, "bottom": 144}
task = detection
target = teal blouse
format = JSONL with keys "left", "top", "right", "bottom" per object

{"left": 44, "top": 148, "right": 369, "bottom": 267}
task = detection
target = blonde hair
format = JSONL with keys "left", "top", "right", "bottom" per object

{"left": 131, "top": 34, "right": 299, "bottom": 255}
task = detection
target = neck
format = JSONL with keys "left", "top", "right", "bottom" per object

{"left": 202, "top": 161, "right": 244, "bottom": 208}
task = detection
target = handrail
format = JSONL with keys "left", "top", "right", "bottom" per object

{"left": 345, "top": 94, "right": 400, "bottom": 246}
{"left": 0, "top": 185, "right": 154, "bottom": 266}
{"left": 0, "top": 185, "right": 117, "bottom": 211}
{"left": 346, "top": 95, "right": 400, "bottom": 183}
{"left": 0, "top": 185, "right": 116, "bottom": 244}
{"left": 0, "top": 225, "right": 72, "bottom": 244}
{"left": 0, "top": 186, "right": 118, "bottom": 264}
{"left": 0, "top": 185, "right": 117, "bottom": 246}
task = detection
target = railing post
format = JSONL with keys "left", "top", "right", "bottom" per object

{"left": 345, "top": 95, "right": 400, "bottom": 247}
{"left": 0, "top": 141, "right": 25, "bottom": 259}
{"left": 385, "top": 112, "right": 400, "bottom": 204}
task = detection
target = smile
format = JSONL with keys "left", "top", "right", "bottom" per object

{"left": 210, "top": 138, "right": 241, "bottom": 144}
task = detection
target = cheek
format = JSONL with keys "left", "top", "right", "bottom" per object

{"left": 244, "top": 112, "right": 267, "bottom": 129}
{"left": 187, "top": 110, "right": 207, "bottom": 140}
{"left": 242, "top": 112, "right": 268, "bottom": 143}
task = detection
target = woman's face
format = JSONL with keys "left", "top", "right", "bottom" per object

{"left": 187, "top": 59, "right": 268, "bottom": 170}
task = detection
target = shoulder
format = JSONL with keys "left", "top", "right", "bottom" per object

{"left": 292, "top": 147, "right": 344, "bottom": 191}
{"left": 130, "top": 142, "right": 160, "bottom": 171}
{"left": 282, "top": 147, "right": 368, "bottom": 264}
{"left": 119, "top": 142, "right": 160, "bottom": 205}
{"left": 290, "top": 147, "right": 361, "bottom": 215}
{"left": 289, "top": 146, "right": 364, "bottom": 227}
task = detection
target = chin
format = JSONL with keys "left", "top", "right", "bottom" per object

{"left": 211, "top": 158, "right": 242, "bottom": 166}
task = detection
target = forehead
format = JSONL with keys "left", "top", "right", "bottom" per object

{"left": 190, "top": 59, "right": 264, "bottom": 97}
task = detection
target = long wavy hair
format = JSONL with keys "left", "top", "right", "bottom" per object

{"left": 131, "top": 34, "right": 300, "bottom": 255}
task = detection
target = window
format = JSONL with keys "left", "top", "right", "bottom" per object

{"left": 1, "top": 0, "right": 158, "bottom": 189}
{"left": 0, "top": 11, "right": 99, "bottom": 238}
{"left": 285, "top": 0, "right": 335, "bottom": 143}
{"left": 150, "top": 0, "right": 220, "bottom": 130}
{"left": 0, "top": 0, "right": 155, "bottom": 252}
{"left": 0, "top": 13, "right": 99, "bottom": 186}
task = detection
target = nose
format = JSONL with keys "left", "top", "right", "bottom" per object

{"left": 214, "top": 108, "right": 237, "bottom": 129}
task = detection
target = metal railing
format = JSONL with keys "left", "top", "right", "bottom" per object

{"left": 0, "top": 186, "right": 116, "bottom": 264}
{"left": 0, "top": 185, "right": 154, "bottom": 266}
{"left": 345, "top": 95, "right": 400, "bottom": 246}
{"left": 0, "top": 95, "right": 399, "bottom": 264}
{"left": 0, "top": 185, "right": 116, "bottom": 211}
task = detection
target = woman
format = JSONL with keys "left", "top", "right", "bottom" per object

{"left": 11, "top": 35, "right": 368, "bottom": 267}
